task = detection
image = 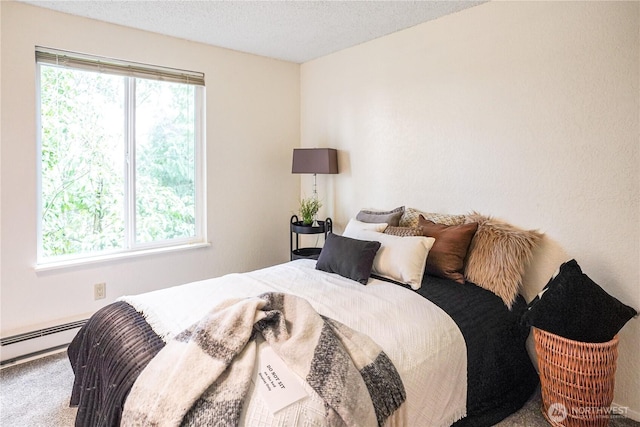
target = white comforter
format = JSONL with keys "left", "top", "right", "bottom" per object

{"left": 120, "top": 259, "right": 467, "bottom": 427}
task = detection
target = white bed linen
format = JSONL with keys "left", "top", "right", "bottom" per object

{"left": 120, "top": 259, "right": 467, "bottom": 427}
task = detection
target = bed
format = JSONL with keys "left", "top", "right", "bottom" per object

{"left": 68, "top": 209, "right": 552, "bottom": 427}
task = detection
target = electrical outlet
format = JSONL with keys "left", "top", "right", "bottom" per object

{"left": 94, "top": 282, "right": 106, "bottom": 300}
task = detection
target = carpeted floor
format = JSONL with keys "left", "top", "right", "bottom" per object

{"left": 1, "top": 351, "right": 638, "bottom": 426}
{"left": 1, "top": 351, "right": 77, "bottom": 427}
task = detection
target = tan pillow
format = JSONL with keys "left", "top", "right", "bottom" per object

{"left": 418, "top": 216, "right": 478, "bottom": 284}
{"left": 383, "top": 226, "right": 422, "bottom": 237}
{"left": 464, "top": 212, "right": 543, "bottom": 309}
{"left": 520, "top": 235, "right": 570, "bottom": 303}
{"left": 400, "top": 207, "right": 466, "bottom": 228}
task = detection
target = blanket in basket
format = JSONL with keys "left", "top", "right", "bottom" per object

{"left": 121, "top": 292, "right": 406, "bottom": 427}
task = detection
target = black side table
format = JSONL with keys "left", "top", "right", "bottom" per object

{"left": 290, "top": 215, "right": 332, "bottom": 260}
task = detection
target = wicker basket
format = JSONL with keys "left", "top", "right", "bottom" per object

{"left": 533, "top": 328, "right": 619, "bottom": 427}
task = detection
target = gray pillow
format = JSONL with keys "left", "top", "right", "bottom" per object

{"left": 356, "top": 206, "right": 404, "bottom": 227}
{"left": 316, "top": 233, "right": 381, "bottom": 285}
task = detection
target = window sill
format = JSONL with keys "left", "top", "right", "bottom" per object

{"left": 35, "top": 242, "right": 211, "bottom": 273}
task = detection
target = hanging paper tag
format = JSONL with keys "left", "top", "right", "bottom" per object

{"left": 255, "top": 345, "right": 308, "bottom": 414}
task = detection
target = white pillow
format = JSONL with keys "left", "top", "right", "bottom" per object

{"left": 343, "top": 225, "right": 434, "bottom": 290}
{"left": 343, "top": 218, "right": 388, "bottom": 235}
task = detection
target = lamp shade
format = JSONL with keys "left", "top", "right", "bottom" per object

{"left": 292, "top": 148, "right": 338, "bottom": 174}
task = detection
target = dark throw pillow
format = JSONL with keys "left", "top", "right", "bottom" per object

{"left": 316, "top": 233, "right": 381, "bottom": 285}
{"left": 522, "top": 259, "right": 637, "bottom": 343}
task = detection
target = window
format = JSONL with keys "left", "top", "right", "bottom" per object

{"left": 36, "top": 47, "right": 206, "bottom": 266}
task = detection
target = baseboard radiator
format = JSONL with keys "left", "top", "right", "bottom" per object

{"left": 0, "top": 319, "right": 87, "bottom": 366}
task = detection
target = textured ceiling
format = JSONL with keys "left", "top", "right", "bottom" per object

{"left": 21, "top": 1, "right": 485, "bottom": 63}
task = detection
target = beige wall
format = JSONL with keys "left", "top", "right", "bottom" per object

{"left": 301, "top": 1, "right": 639, "bottom": 417}
{"left": 2, "top": 0, "right": 639, "bottom": 419}
{"left": 0, "top": 2, "right": 300, "bottom": 337}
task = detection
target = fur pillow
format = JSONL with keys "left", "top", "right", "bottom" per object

{"left": 464, "top": 213, "right": 543, "bottom": 309}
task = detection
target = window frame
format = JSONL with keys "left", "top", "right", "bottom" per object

{"left": 35, "top": 47, "right": 207, "bottom": 269}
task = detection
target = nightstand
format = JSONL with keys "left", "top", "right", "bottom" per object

{"left": 290, "top": 215, "right": 332, "bottom": 261}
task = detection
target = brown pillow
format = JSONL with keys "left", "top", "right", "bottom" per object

{"left": 464, "top": 212, "right": 543, "bottom": 309}
{"left": 418, "top": 216, "right": 478, "bottom": 284}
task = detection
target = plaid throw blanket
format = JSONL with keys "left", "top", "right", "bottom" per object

{"left": 122, "top": 292, "right": 406, "bottom": 427}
